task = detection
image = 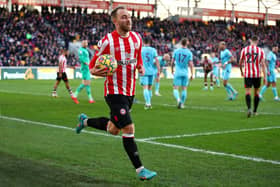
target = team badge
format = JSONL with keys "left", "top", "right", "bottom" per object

{"left": 120, "top": 108, "right": 126, "bottom": 115}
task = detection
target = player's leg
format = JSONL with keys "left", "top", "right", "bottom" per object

{"left": 62, "top": 73, "right": 74, "bottom": 97}
{"left": 173, "top": 76, "right": 180, "bottom": 105}
{"left": 271, "top": 82, "right": 279, "bottom": 101}
{"left": 252, "top": 78, "right": 262, "bottom": 115}
{"left": 210, "top": 72, "right": 214, "bottom": 91}
{"left": 148, "top": 75, "right": 154, "bottom": 105}
{"left": 155, "top": 75, "right": 161, "bottom": 96}
{"left": 223, "top": 70, "right": 238, "bottom": 100}
{"left": 179, "top": 76, "right": 188, "bottom": 109}
{"left": 244, "top": 78, "right": 252, "bottom": 117}
{"left": 203, "top": 71, "right": 208, "bottom": 90}
{"left": 83, "top": 77, "right": 95, "bottom": 103}
{"left": 141, "top": 76, "right": 151, "bottom": 108}
{"left": 52, "top": 73, "right": 61, "bottom": 97}
{"left": 213, "top": 68, "right": 220, "bottom": 87}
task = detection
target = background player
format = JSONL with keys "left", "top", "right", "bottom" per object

{"left": 219, "top": 41, "right": 238, "bottom": 100}
{"left": 153, "top": 53, "right": 170, "bottom": 96}
{"left": 210, "top": 52, "right": 221, "bottom": 88}
{"left": 171, "top": 38, "right": 194, "bottom": 109}
{"left": 75, "top": 7, "right": 156, "bottom": 180}
{"left": 239, "top": 36, "right": 267, "bottom": 117}
{"left": 259, "top": 45, "right": 280, "bottom": 101}
{"left": 141, "top": 38, "right": 160, "bottom": 109}
{"left": 72, "top": 40, "right": 95, "bottom": 104}
{"left": 202, "top": 55, "right": 214, "bottom": 90}
{"left": 52, "top": 48, "right": 73, "bottom": 98}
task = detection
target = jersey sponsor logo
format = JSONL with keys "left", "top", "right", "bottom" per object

{"left": 117, "top": 59, "right": 137, "bottom": 65}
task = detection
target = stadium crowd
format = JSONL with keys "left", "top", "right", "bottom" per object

{"left": 0, "top": 6, "right": 279, "bottom": 67}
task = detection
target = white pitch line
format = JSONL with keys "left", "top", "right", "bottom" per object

{"left": 140, "top": 126, "right": 280, "bottom": 141}
{"left": 1, "top": 115, "right": 280, "bottom": 165}
{"left": 1, "top": 89, "right": 280, "bottom": 115}
{"left": 141, "top": 140, "right": 280, "bottom": 165}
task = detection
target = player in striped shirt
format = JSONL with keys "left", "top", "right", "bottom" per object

{"left": 140, "top": 37, "right": 160, "bottom": 109}
{"left": 75, "top": 7, "right": 156, "bottom": 180}
{"left": 239, "top": 36, "right": 267, "bottom": 117}
{"left": 52, "top": 48, "right": 73, "bottom": 98}
{"left": 259, "top": 45, "right": 280, "bottom": 101}
{"left": 219, "top": 41, "right": 238, "bottom": 100}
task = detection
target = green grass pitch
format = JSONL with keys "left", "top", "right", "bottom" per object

{"left": 0, "top": 78, "right": 279, "bottom": 187}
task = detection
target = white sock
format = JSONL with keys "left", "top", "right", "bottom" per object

{"left": 136, "top": 166, "right": 144, "bottom": 174}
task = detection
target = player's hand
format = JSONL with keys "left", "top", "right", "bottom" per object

{"left": 240, "top": 71, "right": 244, "bottom": 77}
{"left": 190, "top": 75, "right": 193, "bottom": 81}
{"left": 137, "top": 65, "right": 145, "bottom": 76}
{"left": 90, "top": 66, "right": 108, "bottom": 77}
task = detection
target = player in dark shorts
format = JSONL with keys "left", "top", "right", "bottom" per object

{"left": 202, "top": 55, "right": 214, "bottom": 90}
{"left": 52, "top": 49, "right": 74, "bottom": 98}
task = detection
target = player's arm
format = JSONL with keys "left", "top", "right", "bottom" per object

{"left": 136, "top": 36, "right": 144, "bottom": 76}
{"left": 171, "top": 58, "right": 175, "bottom": 74}
{"left": 189, "top": 60, "right": 194, "bottom": 80}
{"left": 260, "top": 52, "right": 267, "bottom": 85}
{"left": 239, "top": 49, "right": 245, "bottom": 77}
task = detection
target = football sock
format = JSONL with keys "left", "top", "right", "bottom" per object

{"left": 253, "top": 95, "right": 260, "bottom": 113}
{"left": 272, "top": 87, "right": 278, "bottom": 98}
{"left": 226, "top": 83, "right": 237, "bottom": 94}
{"left": 85, "top": 85, "right": 93, "bottom": 100}
{"left": 75, "top": 84, "right": 85, "bottom": 97}
{"left": 87, "top": 117, "right": 109, "bottom": 131}
{"left": 122, "top": 134, "right": 143, "bottom": 169}
{"left": 143, "top": 89, "right": 151, "bottom": 105}
{"left": 224, "top": 85, "right": 232, "bottom": 97}
{"left": 155, "top": 82, "right": 160, "bottom": 93}
{"left": 210, "top": 82, "right": 214, "bottom": 87}
{"left": 68, "top": 88, "right": 73, "bottom": 95}
{"left": 173, "top": 89, "right": 180, "bottom": 102}
{"left": 181, "top": 90, "right": 187, "bottom": 104}
{"left": 216, "top": 79, "right": 220, "bottom": 86}
{"left": 149, "top": 89, "right": 152, "bottom": 99}
{"left": 245, "top": 94, "right": 251, "bottom": 109}
{"left": 259, "top": 85, "right": 267, "bottom": 96}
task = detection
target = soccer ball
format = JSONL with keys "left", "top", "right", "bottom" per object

{"left": 95, "top": 54, "right": 118, "bottom": 75}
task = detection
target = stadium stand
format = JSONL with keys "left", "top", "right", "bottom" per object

{"left": 0, "top": 6, "right": 279, "bottom": 67}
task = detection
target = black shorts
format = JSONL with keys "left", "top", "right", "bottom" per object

{"left": 56, "top": 72, "right": 68, "bottom": 82}
{"left": 244, "top": 78, "right": 261, "bottom": 88}
{"left": 204, "top": 69, "right": 212, "bottom": 74}
{"left": 105, "top": 94, "right": 134, "bottom": 129}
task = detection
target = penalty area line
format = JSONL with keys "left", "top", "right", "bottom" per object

{"left": 1, "top": 115, "right": 280, "bottom": 166}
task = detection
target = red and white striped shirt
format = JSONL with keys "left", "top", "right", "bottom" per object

{"left": 90, "top": 30, "right": 143, "bottom": 96}
{"left": 58, "top": 55, "right": 67, "bottom": 73}
{"left": 240, "top": 45, "right": 265, "bottom": 78}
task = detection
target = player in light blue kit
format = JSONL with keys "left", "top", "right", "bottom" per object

{"left": 210, "top": 52, "right": 221, "bottom": 88}
{"left": 259, "top": 45, "right": 280, "bottom": 101}
{"left": 141, "top": 38, "right": 160, "bottom": 109}
{"left": 153, "top": 53, "right": 170, "bottom": 96}
{"left": 219, "top": 41, "right": 238, "bottom": 100}
{"left": 171, "top": 38, "right": 194, "bottom": 109}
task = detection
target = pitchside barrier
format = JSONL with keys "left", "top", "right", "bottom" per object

{"left": 0, "top": 66, "right": 279, "bottom": 80}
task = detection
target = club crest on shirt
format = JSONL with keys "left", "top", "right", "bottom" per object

{"left": 120, "top": 108, "right": 126, "bottom": 115}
